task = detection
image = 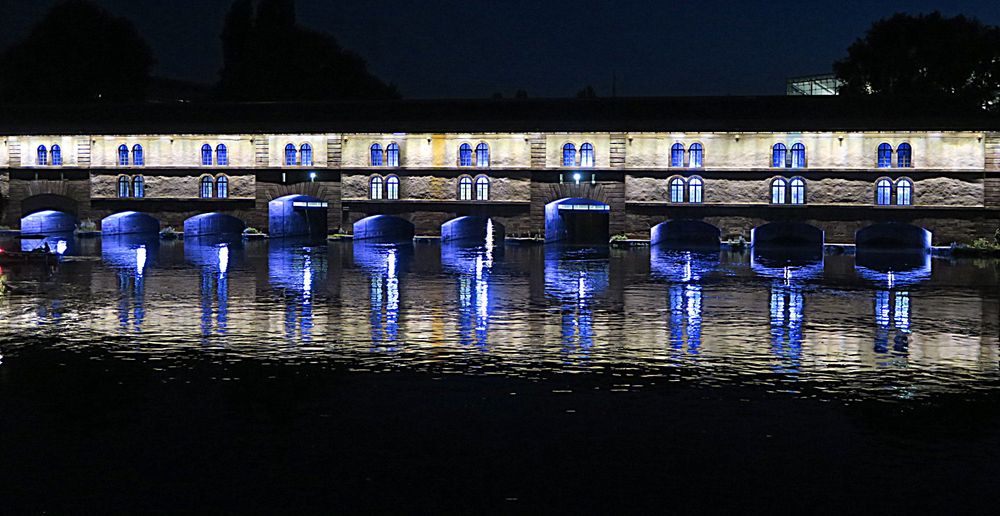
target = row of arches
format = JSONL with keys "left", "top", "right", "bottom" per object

{"left": 201, "top": 144, "right": 229, "bottom": 166}
{"left": 368, "top": 175, "right": 491, "bottom": 201}
{"left": 284, "top": 143, "right": 314, "bottom": 166}
{"left": 36, "top": 145, "right": 63, "bottom": 166}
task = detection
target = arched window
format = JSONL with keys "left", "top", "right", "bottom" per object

{"left": 386, "top": 143, "right": 400, "bottom": 167}
{"left": 897, "top": 143, "right": 912, "bottom": 168}
{"left": 370, "top": 143, "right": 384, "bottom": 167}
{"left": 200, "top": 176, "right": 214, "bottom": 198}
{"left": 132, "top": 175, "right": 145, "bottom": 198}
{"left": 671, "top": 143, "right": 685, "bottom": 167}
{"left": 771, "top": 177, "right": 787, "bottom": 204}
{"left": 688, "top": 176, "right": 704, "bottom": 203}
{"left": 790, "top": 143, "right": 805, "bottom": 169}
{"left": 580, "top": 143, "right": 595, "bottom": 167}
{"left": 216, "top": 175, "right": 229, "bottom": 199}
{"left": 386, "top": 175, "right": 400, "bottom": 200}
{"left": 216, "top": 144, "right": 228, "bottom": 166}
{"left": 284, "top": 143, "right": 297, "bottom": 166}
{"left": 201, "top": 144, "right": 213, "bottom": 166}
{"left": 669, "top": 177, "right": 685, "bottom": 203}
{"left": 118, "top": 144, "right": 130, "bottom": 166}
{"left": 300, "top": 144, "right": 313, "bottom": 166}
{"left": 689, "top": 143, "right": 704, "bottom": 168}
{"left": 117, "top": 175, "right": 131, "bottom": 198}
{"left": 877, "top": 143, "right": 892, "bottom": 168}
{"left": 131, "top": 144, "right": 144, "bottom": 166}
{"left": 789, "top": 177, "right": 806, "bottom": 204}
{"left": 51, "top": 145, "right": 62, "bottom": 166}
{"left": 458, "top": 176, "right": 473, "bottom": 200}
{"left": 896, "top": 178, "right": 913, "bottom": 205}
{"left": 370, "top": 176, "right": 384, "bottom": 200}
{"left": 772, "top": 143, "right": 786, "bottom": 168}
{"left": 37, "top": 145, "right": 48, "bottom": 165}
{"left": 475, "top": 175, "right": 490, "bottom": 200}
{"left": 562, "top": 143, "right": 576, "bottom": 167}
{"left": 459, "top": 143, "right": 473, "bottom": 167}
{"left": 876, "top": 178, "right": 893, "bottom": 205}
{"left": 475, "top": 143, "right": 490, "bottom": 168}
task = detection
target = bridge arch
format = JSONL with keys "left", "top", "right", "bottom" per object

{"left": 856, "top": 223, "right": 931, "bottom": 252}
{"left": 650, "top": 220, "right": 721, "bottom": 249}
{"left": 20, "top": 194, "right": 80, "bottom": 234}
{"left": 544, "top": 197, "right": 610, "bottom": 244}
{"left": 183, "top": 212, "right": 246, "bottom": 238}
{"left": 269, "top": 194, "right": 329, "bottom": 238}
{"left": 353, "top": 214, "right": 414, "bottom": 243}
{"left": 751, "top": 221, "right": 824, "bottom": 249}
{"left": 441, "top": 216, "right": 506, "bottom": 245}
{"left": 101, "top": 211, "right": 160, "bottom": 235}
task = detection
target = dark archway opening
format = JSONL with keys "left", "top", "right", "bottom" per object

{"left": 184, "top": 213, "right": 246, "bottom": 238}
{"left": 353, "top": 215, "right": 414, "bottom": 243}
{"left": 650, "top": 220, "right": 721, "bottom": 249}
{"left": 441, "top": 216, "right": 506, "bottom": 245}
{"left": 856, "top": 223, "right": 931, "bottom": 252}
{"left": 101, "top": 211, "right": 160, "bottom": 235}
{"left": 21, "top": 210, "right": 77, "bottom": 235}
{"left": 752, "top": 222, "right": 824, "bottom": 249}
{"left": 269, "top": 194, "right": 329, "bottom": 238}
{"left": 544, "top": 197, "right": 610, "bottom": 245}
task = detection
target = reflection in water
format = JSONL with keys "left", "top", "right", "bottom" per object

{"left": 269, "top": 241, "right": 328, "bottom": 344}
{"left": 443, "top": 240, "right": 495, "bottom": 349}
{"left": 355, "top": 244, "right": 409, "bottom": 350}
{"left": 187, "top": 241, "right": 231, "bottom": 340}
{"left": 770, "top": 283, "right": 804, "bottom": 374}
{"left": 545, "top": 248, "right": 609, "bottom": 362}
{"left": 651, "top": 250, "right": 715, "bottom": 355}
{"left": 103, "top": 236, "right": 155, "bottom": 332}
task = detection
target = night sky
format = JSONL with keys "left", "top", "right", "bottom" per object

{"left": 2, "top": 0, "right": 999, "bottom": 98}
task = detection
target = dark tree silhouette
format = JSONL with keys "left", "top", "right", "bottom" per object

{"left": 835, "top": 12, "right": 1000, "bottom": 110}
{"left": 217, "top": 0, "right": 398, "bottom": 101}
{"left": 0, "top": 0, "right": 155, "bottom": 103}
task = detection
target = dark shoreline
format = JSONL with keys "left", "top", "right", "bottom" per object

{"left": 2, "top": 346, "right": 998, "bottom": 514}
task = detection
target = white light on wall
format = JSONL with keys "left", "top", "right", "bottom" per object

{"left": 309, "top": 172, "right": 317, "bottom": 182}
{"left": 573, "top": 173, "right": 581, "bottom": 185}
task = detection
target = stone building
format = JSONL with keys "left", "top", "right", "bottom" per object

{"left": 0, "top": 96, "right": 997, "bottom": 246}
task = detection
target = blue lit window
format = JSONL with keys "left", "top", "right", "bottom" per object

{"left": 789, "top": 177, "right": 806, "bottom": 204}
{"left": 562, "top": 143, "right": 576, "bottom": 167}
{"left": 896, "top": 178, "right": 913, "bottom": 205}
{"left": 669, "top": 177, "right": 685, "bottom": 203}
{"left": 876, "top": 178, "right": 892, "bottom": 205}
{"left": 688, "top": 176, "right": 703, "bottom": 203}
{"left": 216, "top": 175, "right": 229, "bottom": 199}
{"left": 284, "top": 144, "right": 297, "bottom": 166}
{"left": 671, "top": 143, "right": 685, "bottom": 167}
{"left": 689, "top": 143, "right": 703, "bottom": 168}
{"left": 459, "top": 143, "right": 473, "bottom": 167}
{"left": 202, "top": 144, "right": 213, "bottom": 166}
{"left": 475, "top": 143, "right": 489, "bottom": 168}
{"left": 370, "top": 143, "right": 383, "bottom": 166}
{"left": 877, "top": 143, "right": 892, "bottom": 168}
{"left": 37, "top": 145, "right": 48, "bottom": 165}
{"left": 118, "top": 175, "right": 130, "bottom": 198}
{"left": 386, "top": 175, "right": 400, "bottom": 200}
{"left": 133, "top": 175, "right": 145, "bottom": 198}
{"left": 580, "top": 143, "right": 594, "bottom": 167}
{"left": 790, "top": 143, "right": 805, "bottom": 168}
{"left": 897, "top": 143, "right": 912, "bottom": 168}
{"left": 387, "top": 143, "right": 400, "bottom": 167}
{"left": 132, "top": 145, "right": 144, "bottom": 166}
{"left": 216, "top": 144, "right": 228, "bottom": 166}
{"left": 475, "top": 175, "right": 490, "bottom": 200}
{"left": 771, "top": 177, "right": 787, "bottom": 204}
{"left": 51, "top": 145, "right": 62, "bottom": 166}
{"left": 300, "top": 144, "right": 313, "bottom": 166}
{"left": 772, "top": 143, "right": 786, "bottom": 168}
{"left": 200, "top": 176, "right": 213, "bottom": 198}
{"left": 118, "top": 144, "right": 130, "bottom": 166}
{"left": 370, "top": 176, "right": 384, "bottom": 200}
{"left": 459, "top": 176, "right": 473, "bottom": 200}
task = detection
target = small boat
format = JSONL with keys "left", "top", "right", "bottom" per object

{"left": 0, "top": 249, "right": 59, "bottom": 266}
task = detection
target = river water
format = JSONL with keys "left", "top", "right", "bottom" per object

{"left": 2, "top": 234, "right": 999, "bottom": 512}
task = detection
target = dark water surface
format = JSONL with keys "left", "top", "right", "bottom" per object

{"left": 2, "top": 235, "right": 999, "bottom": 512}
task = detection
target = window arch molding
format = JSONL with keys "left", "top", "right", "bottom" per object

{"left": 687, "top": 175, "right": 704, "bottom": 203}
{"left": 37, "top": 145, "right": 48, "bottom": 166}
{"left": 789, "top": 143, "right": 806, "bottom": 169}
{"left": 474, "top": 174, "right": 490, "bottom": 201}
{"left": 668, "top": 175, "right": 686, "bottom": 203}
{"left": 671, "top": 142, "right": 686, "bottom": 168}
{"left": 131, "top": 144, "right": 144, "bottom": 166}
{"left": 369, "top": 175, "right": 385, "bottom": 200}
{"left": 385, "top": 174, "right": 400, "bottom": 200}
{"left": 457, "top": 175, "right": 474, "bottom": 201}
{"left": 201, "top": 144, "right": 213, "bottom": 166}
{"left": 877, "top": 142, "right": 893, "bottom": 168}
{"left": 199, "top": 174, "right": 215, "bottom": 198}
{"left": 215, "top": 174, "right": 229, "bottom": 199}
{"left": 458, "top": 143, "right": 473, "bottom": 167}
{"left": 579, "top": 142, "right": 595, "bottom": 168}
{"left": 51, "top": 144, "right": 62, "bottom": 166}
{"left": 895, "top": 177, "right": 914, "bottom": 206}
{"left": 788, "top": 176, "right": 806, "bottom": 204}
{"left": 299, "top": 143, "right": 313, "bottom": 166}
{"left": 562, "top": 142, "right": 577, "bottom": 167}
{"left": 875, "top": 177, "right": 894, "bottom": 205}
{"left": 370, "top": 143, "right": 384, "bottom": 167}
{"left": 896, "top": 142, "right": 912, "bottom": 168}
{"left": 118, "top": 144, "right": 130, "bottom": 166}
{"left": 770, "top": 177, "right": 788, "bottom": 204}
{"left": 216, "top": 144, "right": 228, "bottom": 166}
{"left": 475, "top": 142, "right": 490, "bottom": 168}
{"left": 117, "top": 175, "right": 132, "bottom": 198}
{"left": 386, "top": 142, "right": 400, "bottom": 168}
{"left": 688, "top": 142, "right": 704, "bottom": 168}
{"left": 284, "top": 143, "right": 297, "bottom": 166}
{"left": 132, "top": 175, "right": 145, "bottom": 198}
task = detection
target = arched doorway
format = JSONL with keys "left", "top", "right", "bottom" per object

{"left": 268, "top": 194, "right": 329, "bottom": 238}
{"left": 650, "top": 220, "right": 721, "bottom": 249}
{"left": 183, "top": 213, "right": 246, "bottom": 238}
{"left": 101, "top": 211, "right": 160, "bottom": 235}
{"left": 544, "top": 197, "right": 610, "bottom": 245}
{"left": 353, "top": 215, "right": 414, "bottom": 243}
{"left": 441, "top": 216, "right": 506, "bottom": 245}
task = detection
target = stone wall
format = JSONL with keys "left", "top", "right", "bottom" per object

{"left": 5, "top": 178, "right": 92, "bottom": 227}
{"left": 90, "top": 173, "right": 256, "bottom": 199}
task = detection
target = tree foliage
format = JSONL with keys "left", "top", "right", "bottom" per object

{"left": 834, "top": 12, "right": 1000, "bottom": 110}
{"left": 217, "top": 0, "right": 398, "bottom": 101}
{"left": 0, "top": 0, "right": 155, "bottom": 103}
